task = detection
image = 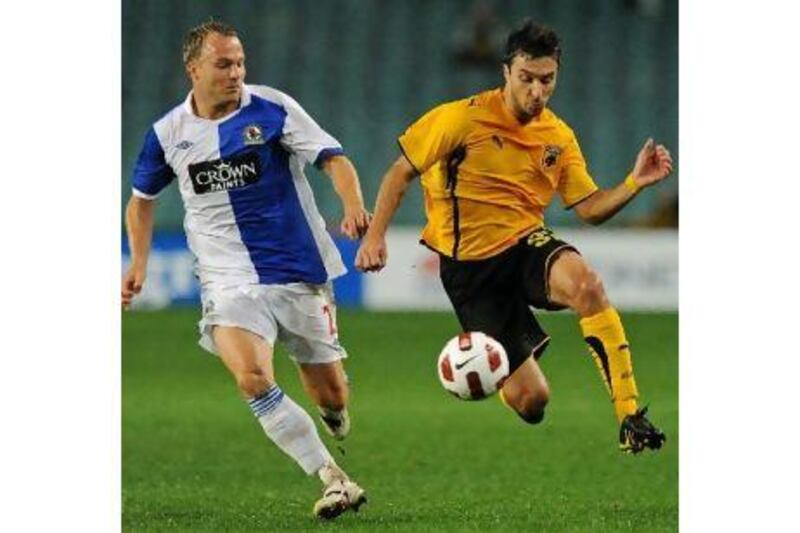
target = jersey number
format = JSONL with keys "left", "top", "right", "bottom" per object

{"left": 527, "top": 228, "right": 554, "bottom": 248}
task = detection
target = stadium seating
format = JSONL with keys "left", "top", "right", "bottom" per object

{"left": 122, "top": 0, "right": 678, "bottom": 230}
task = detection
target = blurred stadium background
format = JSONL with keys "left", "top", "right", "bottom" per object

{"left": 122, "top": 0, "right": 677, "bottom": 311}
{"left": 122, "top": 1, "right": 678, "bottom": 530}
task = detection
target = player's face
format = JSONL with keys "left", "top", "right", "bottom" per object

{"left": 502, "top": 54, "right": 558, "bottom": 123}
{"left": 188, "top": 33, "right": 246, "bottom": 106}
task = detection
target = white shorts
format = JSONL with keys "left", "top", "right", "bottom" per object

{"left": 197, "top": 282, "right": 347, "bottom": 365}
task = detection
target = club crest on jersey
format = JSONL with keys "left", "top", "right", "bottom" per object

{"left": 243, "top": 124, "right": 265, "bottom": 145}
{"left": 542, "top": 145, "right": 562, "bottom": 168}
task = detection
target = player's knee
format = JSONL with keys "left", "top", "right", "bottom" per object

{"left": 575, "top": 270, "right": 608, "bottom": 313}
{"left": 515, "top": 387, "right": 550, "bottom": 425}
{"left": 234, "top": 368, "right": 272, "bottom": 398}
{"left": 517, "top": 401, "right": 547, "bottom": 424}
{"left": 518, "top": 408, "right": 546, "bottom": 425}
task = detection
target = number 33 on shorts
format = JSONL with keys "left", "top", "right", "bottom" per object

{"left": 526, "top": 227, "right": 554, "bottom": 248}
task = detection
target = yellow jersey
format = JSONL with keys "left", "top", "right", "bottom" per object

{"left": 398, "top": 88, "right": 598, "bottom": 260}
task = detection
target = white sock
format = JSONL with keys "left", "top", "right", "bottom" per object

{"left": 248, "top": 385, "right": 332, "bottom": 475}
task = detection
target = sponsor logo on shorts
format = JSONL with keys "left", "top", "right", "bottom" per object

{"left": 176, "top": 140, "right": 193, "bottom": 150}
{"left": 188, "top": 152, "right": 261, "bottom": 194}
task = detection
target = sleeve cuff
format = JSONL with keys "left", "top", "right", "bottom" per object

{"left": 563, "top": 188, "right": 599, "bottom": 210}
{"left": 397, "top": 139, "right": 421, "bottom": 174}
{"left": 132, "top": 188, "right": 160, "bottom": 200}
{"left": 313, "top": 147, "right": 345, "bottom": 168}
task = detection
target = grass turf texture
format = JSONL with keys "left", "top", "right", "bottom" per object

{"left": 123, "top": 309, "right": 677, "bottom": 532}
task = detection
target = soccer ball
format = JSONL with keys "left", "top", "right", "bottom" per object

{"left": 437, "top": 332, "right": 510, "bottom": 400}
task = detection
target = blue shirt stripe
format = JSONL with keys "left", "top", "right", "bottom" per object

{"left": 218, "top": 94, "right": 329, "bottom": 284}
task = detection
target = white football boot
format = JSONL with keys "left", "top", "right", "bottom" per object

{"left": 313, "top": 479, "right": 367, "bottom": 519}
{"left": 342, "top": 479, "right": 367, "bottom": 512}
{"left": 313, "top": 479, "right": 349, "bottom": 520}
{"left": 313, "top": 462, "right": 367, "bottom": 519}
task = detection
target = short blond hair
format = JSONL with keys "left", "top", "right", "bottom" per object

{"left": 182, "top": 19, "right": 238, "bottom": 65}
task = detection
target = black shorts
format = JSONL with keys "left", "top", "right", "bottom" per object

{"left": 438, "top": 227, "right": 577, "bottom": 373}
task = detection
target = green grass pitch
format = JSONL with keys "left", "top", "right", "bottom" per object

{"left": 123, "top": 309, "right": 678, "bottom": 532}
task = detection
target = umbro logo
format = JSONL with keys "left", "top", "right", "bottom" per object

{"left": 176, "top": 140, "right": 193, "bottom": 150}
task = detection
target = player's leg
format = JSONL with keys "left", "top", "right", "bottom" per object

{"left": 276, "top": 283, "right": 353, "bottom": 440}
{"left": 498, "top": 356, "right": 550, "bottom": 424}
{"left": 546, "top": 249, "right": 665, "bottom": 452}
{"left": 546, "top": 251, "right": 635, "bottom": 419}
{"left": 199, "top": 286, "right": 360, "bottom": 519}
{"left": 495, "top": 287, "right": 553, "bottom": 424}
{"left": 298, "top": 361, "right": 350, "bottom": 440}
{"left": 213, "top": 325, "right": 335, "bottom": 477}
{"left": 271, "top": 283, "right": 366, "bottom": 514}
{"left": 213, "top": 325, "right": 361, "bottom": 518}
{"left": 439, "top": 248, "right": 552, "bottom": 424}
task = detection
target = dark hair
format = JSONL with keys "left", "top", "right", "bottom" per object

{"left": 503, "top": 20, "right": 561, "bottom": 66}
{"left": 182, "top": 19, "right": 239, "bottom": 65}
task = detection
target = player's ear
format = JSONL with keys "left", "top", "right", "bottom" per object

{"left": 185, "top": 61, "right": 197, "bottom": 81}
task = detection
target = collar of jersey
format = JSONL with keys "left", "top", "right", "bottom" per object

{"left": 183, "top": 84, "right": 252, "bottom": 123}
{"left": 491, "top": 88, "right": 554, "bottom": 131}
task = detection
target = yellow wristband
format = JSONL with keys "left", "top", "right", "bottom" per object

{"left": 624, "top": 174, "right": 640, "bottom": 194}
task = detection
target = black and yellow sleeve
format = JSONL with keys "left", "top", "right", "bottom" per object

{"left": 558, "top": 128, "right": 599, "bottom": 209}
{"left": 398, "top": 100, "right": 470, "bottom": 175}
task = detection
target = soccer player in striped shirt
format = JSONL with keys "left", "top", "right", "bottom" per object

{"left": 122, "top": 20, "right": 367, "bottom": 518}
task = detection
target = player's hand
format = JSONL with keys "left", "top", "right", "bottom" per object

{"left": 355, "top": 234, "right": 388, "bottom": 272}
{"left": 340, "top": 206, "right": 371, "bottom": 240}
{"left": 631, "top": 138, "right": 673, "bottom": 189}
{"left": 121, "top": 265, "right": 146, "bottom": 309}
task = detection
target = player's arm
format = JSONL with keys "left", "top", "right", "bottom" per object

{"left": 122, "top": 196, "right": 155, "bottom": 309}
{"left": 355, "top": 99, "right": 466, "bottom": 271}
{"left": 573, "top": 138, "right": 673, "bottom": 225}
{"left": 123, "top": 124, "right": 175, "bottom": 308}
{"left": 354, "top": 154, "right": 418, "bottom": 272}
{"left": 320, "top": 154, "right": 371, "bottom": 239}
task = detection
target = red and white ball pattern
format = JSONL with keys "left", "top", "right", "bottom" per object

{"left": 437, "top": 332, "right": 510, "bottom": 400}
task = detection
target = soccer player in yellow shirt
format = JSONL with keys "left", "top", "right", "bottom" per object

{"left": 355, "top": 20, "right": 673, "bottom": 453}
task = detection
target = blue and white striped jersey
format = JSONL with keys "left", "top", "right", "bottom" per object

{"left": 131, "top": 84, "right": 347, "bottom": 288}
